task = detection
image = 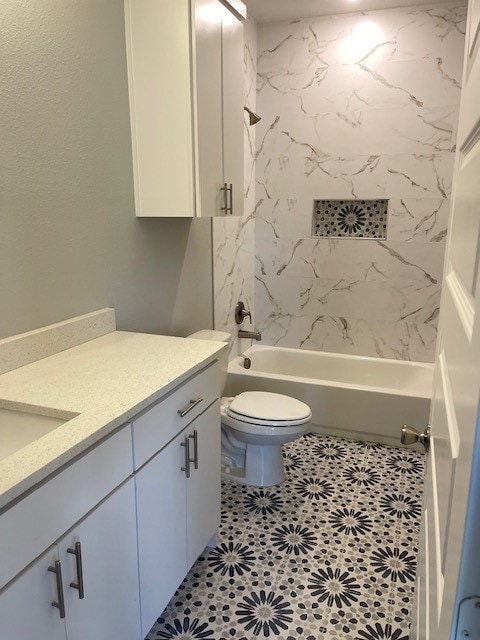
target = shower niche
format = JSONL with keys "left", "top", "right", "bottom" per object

{"left": 312, "top": 199, "right": 389, "bottom": 239}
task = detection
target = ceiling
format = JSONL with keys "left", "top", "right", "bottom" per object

{"left": 244, "top": 0, "right": 459, "bottom": 23}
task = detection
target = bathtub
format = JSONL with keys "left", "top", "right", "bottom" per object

{"left": 225, "top": 345, "right": 434, "bottom": 447}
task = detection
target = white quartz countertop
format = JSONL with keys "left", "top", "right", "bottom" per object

{"left": 0, "top": 331, "right": 227, "bottom": 510}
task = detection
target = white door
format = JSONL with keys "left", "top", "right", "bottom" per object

{"left": 413, "top": 1, "right": 480, "bottom": 637}
{"left": 60, "top": 480, "right": 140, "bottom": 640}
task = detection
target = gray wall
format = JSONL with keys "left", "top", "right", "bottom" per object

{"left": 0, "top": 0, "right": 213, "bottom": 340}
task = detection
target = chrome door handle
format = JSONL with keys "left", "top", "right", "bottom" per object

{"left": 67, "top": 542, "right": 85, "bottom": 599}
{"left": 189, "top": 430, "right": 198, "bottom": 469}
{"left": 181, "top": 436, "right": 191, "bottom": 478}
{"left": 401, "top": 424, "right": 431, "bottom": 452}
{"left": 48, "top": 560, "right": 66, "bottom": 619}
{"left": 178, "top": 397, "right": 203, "bottom": 418}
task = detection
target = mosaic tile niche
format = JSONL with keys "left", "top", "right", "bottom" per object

{"left": 313, "top": 199, "right": 389, "bottom": 239}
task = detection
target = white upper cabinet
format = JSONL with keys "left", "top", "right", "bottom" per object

{"left": 125, "top": 0, "right": 246, "bottom": 217}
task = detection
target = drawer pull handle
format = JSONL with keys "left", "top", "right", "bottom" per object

{"left": 181, "top": 436, "right": 191, "bottom": 478}
{"left": 189, "top": 430, "right": 199, "bottom": 469}
{"left": 48, "top": 560, "right": 66, "bottom": 619}
{"left": 67, "top": 542, "right": 85, "bottom": 599}
{"left": 178, "top": 397, "right": 203, "bottom": 418}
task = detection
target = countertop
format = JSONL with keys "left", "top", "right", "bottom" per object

{"left": 0, "top": 331, "right": 227, "bottom": 510}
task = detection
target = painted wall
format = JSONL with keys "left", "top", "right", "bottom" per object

{"left": 0, "top": 0, "right": 213, "bottom": 340}
{"left": 212, "top": 18, "right": 257, "bottom": 356}
{"left": 255, "top": 3, "right": 467, "bottom": 362}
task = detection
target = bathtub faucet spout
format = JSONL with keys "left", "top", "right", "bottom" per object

{"left": 238, "top": 329, "right": 262, "bottom": 341}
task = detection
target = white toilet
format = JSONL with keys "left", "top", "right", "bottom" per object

{"left": 188, "top": 330, "right": 311, "bottom": 487}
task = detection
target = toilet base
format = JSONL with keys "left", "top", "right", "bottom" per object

{"left": 222, "top": 443, "right": 286, "bottom": 487}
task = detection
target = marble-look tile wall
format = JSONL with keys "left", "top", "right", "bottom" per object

{"left": 212, "top": 19, "right": 257, "bottom": 357}
{"left": 255, "top": 3, "right": 466, "bottom": 362}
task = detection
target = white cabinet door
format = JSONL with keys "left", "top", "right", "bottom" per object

{"left": 125, "top": 0, "right": 195, "bottom": 217}
{"left": 186, "top": 401, "right": 221, "bottom": 567}
{"left": 60, "top": 480, "right": 140, "bottom": 640}
{"left": 0, "top": 546, "right": 67, "bottom": 640}
{"left": 135, "top": 429, "right": 188, "bottom": 637}
{"left": 194, "top": 0, "right": 224, "bottom": 217}
{"left": 222, "top": 15, "right": 244, "bottom": 217}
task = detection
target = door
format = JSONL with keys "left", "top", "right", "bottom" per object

{"left": 0, "top": 545, "right": 67, "bottom": 640}
{"left": 186, "top": 401, "right": 221, "bottom": 567}
{"left": 413, "top": 1, "right": 480, "bottom": 637}
{"left": 194, "top": 0, "right": 224, "bottom": 217}
{"left": 60, "top": 480, "right": 140, "bottom": 640}
{"left": 135, "top": 428, "right": 188, "bottom": 637}
{"left": 222, "top": 11, "right": 244, "bottom": 217}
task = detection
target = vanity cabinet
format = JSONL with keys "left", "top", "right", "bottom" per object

{"left": 124, "top": 0, "right": 245, "bottom": 217}
{"left": 133, "top": 366, "right": 220, "bottom": 636}
{"left": 0, "top": 480, "right": 140, "bottom": 640}
{"left": 0, "top": 357, "right": 222, "bottom": 640}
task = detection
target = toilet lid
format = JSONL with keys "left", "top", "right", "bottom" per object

{"left": 227, "top": 391, "right": 311, "bottom": 426}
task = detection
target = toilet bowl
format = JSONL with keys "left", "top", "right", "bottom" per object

{"left": 188, "top": 330, "right": 311, "bottom": 487}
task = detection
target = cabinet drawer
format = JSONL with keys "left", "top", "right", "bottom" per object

{"left": 132, "top": 362, "right": 219, "bottom": 469}
{"left": 0, "top": 425, "right": 132, "bottom": 590}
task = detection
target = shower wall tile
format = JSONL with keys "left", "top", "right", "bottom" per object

{"left": 257, "top": 3, "right": 466, "bottom": 72}
{"left": 256, "top": 274, "right": 441, "bottom": 325}
{"left": 388, "top": 198, "right": 450, "bottom": 243}
{"left": 255, "top": 2, "right": 466, "bottom": 361}
{"left": 255, "top": 238, "right": 445, "bottom": 284}
{"left": 253, "top": 309, "right": 438, "bottom": 363}
{"left": 213, "top": 19, "right": 257, "bottom": 358}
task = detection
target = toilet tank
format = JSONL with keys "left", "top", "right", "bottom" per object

{"left": 187, "top": 330, "right": 231, "bottom": 392}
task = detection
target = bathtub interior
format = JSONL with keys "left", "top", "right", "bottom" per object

{"left": 233, "top": 346, "right": 433, "bottom": 396}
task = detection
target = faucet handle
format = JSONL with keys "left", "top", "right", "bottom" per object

{"left": 235, "top": 301, "right": 252, "bottom": 325}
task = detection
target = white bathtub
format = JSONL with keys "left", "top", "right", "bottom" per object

{"left": 225, "top": 345, "right": 434, "bottom": 447}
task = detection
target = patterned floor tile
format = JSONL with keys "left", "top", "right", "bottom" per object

{"left": 146, "top": 433, "right": 425, "bottom": 640}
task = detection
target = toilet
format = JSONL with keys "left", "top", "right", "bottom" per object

{"left": 188, "top": 330, "right": 311, "bottom": 487}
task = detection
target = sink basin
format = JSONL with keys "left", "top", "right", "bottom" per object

{"left": 0, "top": 408, "right": 67, "bottom": 462}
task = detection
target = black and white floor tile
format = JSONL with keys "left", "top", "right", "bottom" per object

{"left": 146, "top": 433, "right": 424, "bottom": 640}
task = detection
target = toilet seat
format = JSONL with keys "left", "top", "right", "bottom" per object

{"left": 226, "top": 391, "right": 312, "bottom": 427}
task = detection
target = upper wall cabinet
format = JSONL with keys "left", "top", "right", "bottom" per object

{"left": 125, "top": 0, "right": 246, "bottom": 217}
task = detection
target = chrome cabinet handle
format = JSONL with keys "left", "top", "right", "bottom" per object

{"left": 67, "top": 542, "right": 85, "bottom": 599}
{"left": 220, "top": 183, "right": 233, "bottom": 215}
{"left": 221, "top": 183, "right": 228, "bottom": 214}
{"left": 228, "top": 183, "right": 233, "bottom": 215}
{"left": 189, "top": 430, "right": 198, "bottom": 469}
{"left": 181, "top": 437, "right": 191, "bottom": 478}
{"left": 178, "top": 397, "right": 203, "bottom": 418}
{"left": 48, "top": 560, "right": 66, "bottom": 619}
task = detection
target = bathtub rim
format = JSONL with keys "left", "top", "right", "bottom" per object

{"left": 230, "top": 344, "right": 434, "bottom": 400}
